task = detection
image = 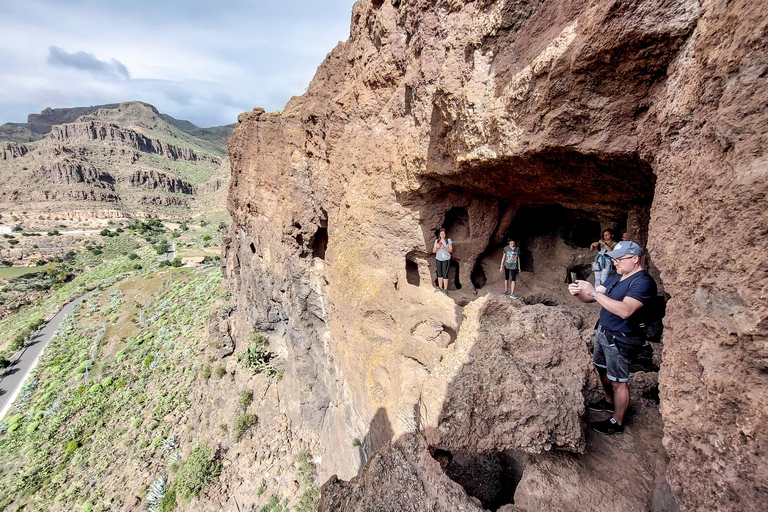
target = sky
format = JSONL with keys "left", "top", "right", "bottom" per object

{"left": 0, "top": 0, "right": 358, "bottom": 127}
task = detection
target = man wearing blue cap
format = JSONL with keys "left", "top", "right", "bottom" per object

{"left": 568, "top": 241, "right": 657, "bottom": 435}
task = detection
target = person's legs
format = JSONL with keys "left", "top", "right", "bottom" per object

{"left": 611, "top": 381, "right": 630, "bottom": 425}
{"left": 596, "top": 366, "right": 614, "bottom": 403}
{"left": 436, "top": 260, "right": 449, "bottom": 291}
{"left": 509, "top": 271, "right": 517, "bottom": 296}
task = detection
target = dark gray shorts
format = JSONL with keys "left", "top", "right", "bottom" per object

{"left": 593, "top": 328, "right": 636, "bottom": 383}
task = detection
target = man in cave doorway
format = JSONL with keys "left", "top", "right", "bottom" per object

{"left": 567, "top": 241, "right": 657, "bottom": 435}
{"left": 499, "top": 239, "right": 520, "bottom": 299}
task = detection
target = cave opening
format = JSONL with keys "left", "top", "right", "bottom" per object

{"left": 249, "top": 242, "right": 256, "bottom": 254}
{"left": 430, "top": 447, "right": 525, "bottom": 511}
{"left": 406, "top": 253, "right": 420, "bottom": 287}
{"left": 442, "top": 206, "right": 470, "bottom": 241}
{"left": 312, "top": 227, "right": 328, "bottom": 260}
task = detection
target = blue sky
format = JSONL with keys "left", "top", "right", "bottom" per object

{"left": 0, "top": 0, "right": 358, "bottom": 127}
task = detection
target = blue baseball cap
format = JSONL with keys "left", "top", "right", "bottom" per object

{"left": 606, "top": 241, "right": 644, "bottom": 258}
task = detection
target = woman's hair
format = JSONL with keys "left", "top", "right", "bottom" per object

{"left": 602, "top": 228, "right": 614, "bottom": 239}
{"left": 439, "top": 228, "right": 446, "bottom": 235}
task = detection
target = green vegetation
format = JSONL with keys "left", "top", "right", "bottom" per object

{"left": 234, "top": 413, "right": 258, "bottom": 442}
{"left": 175, "top": 445, "right": 222, "bottom": 502}
{"left": 238, "top": 332, "right": 282, "bottom": 378}
{"left": 0, "top": 265, "right": 225, "bottom": 511}
{"left": 239, "top": 389, "right": 254, "bottom": 409}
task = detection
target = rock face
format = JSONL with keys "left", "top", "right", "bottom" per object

{"left": 127, "top": 169, "right": 195, "bottom": 195}
{"left": 49, "top": 121, "right": 220, "bottom": 164}
{"left": 318, "top": 434, "right": 490, "bottom": 512}
{"left": 0, "top": 101, "right": 231, "bottom": 223}
{"left": 42, "top": 160, "right": 115, "bottom": 188}
{"left": 1, "top": 142, "right": 28, "bottom": 160}
{"left": 225, "top": 0, "right": 767, "bottom": 510}
{"left": 422, "top": 299, "right": 592, "bottom": 455}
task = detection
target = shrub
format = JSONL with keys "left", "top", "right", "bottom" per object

{"left": 237, "top": 333, "right": 281, "bottom": 377}
{"left": 47, "top": 229, "right": 60, "bottom": 236}
{"left": 296, "top": 451, "right": 316, "bottom": 487}
{"left": 234, "top": 413, "right": 258, "bottom": 442}
{"left": 214, "top": 364, "right": 225, "bottom": 378}
{"left": 170, "top": 257, "right": 182, "bottom": 268}
{"left": 202, "top": 365, "right": 211, "bottom": 380}
{"left": 239, "top": 389, "right": 253, "bottom": 409}
{"left": 296, "top": 488, "right": 320, "bottom": 512}
{"left": 175, "top": 445, "right": 221, "bottom": 501}
{"left": 159, "top": 487, "right": 177, "bottom": 512}
{"left": 127, "top": 252, "right": 139, "bottom": 260}
{"left": 65, "top": 440, "right": 79, "bottom": 455}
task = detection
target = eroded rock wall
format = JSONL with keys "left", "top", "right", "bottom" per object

{"left": 226, "top": 0, "right": 767, "bottom": 510}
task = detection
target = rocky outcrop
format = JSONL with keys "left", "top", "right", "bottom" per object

{"left": 41, "top": 159, "right": 115, "bottom": 189}
{"left": 127, "top": 169, "right": 194, "bottom": 195}
{"left": 318, "top": 434, "right": 492, "bottom": 512}
{"left": 136, "top": 194, "right": 189, "bottom": 207}
{"left": 1, "top": 142, "right": 28, "bottom": 160}
{"left": 421, "top": 299, "right": 592, "bottom": 456}
{"left": 30, "top": 190, "right": 120, "bottom": 202}
{"left": 49, "top": 121, "right": 221, "bottom": 164}
{"left": 225, "top": 0, "right": 766, "bottom": 510}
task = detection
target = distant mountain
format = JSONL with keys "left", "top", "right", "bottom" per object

{"left": 0, "top": 101, "right": 234, "bottom": 224}
{"left": 0, "top": 102, "right": 235, "bottom": 146}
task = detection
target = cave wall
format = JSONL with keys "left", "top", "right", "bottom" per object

{"left": 225, "top": 0, "right": 767, "bottom": 509}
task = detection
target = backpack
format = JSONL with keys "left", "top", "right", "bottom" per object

{"left": 593, "top": 252, "right": 609, "bottom": 271}
{"left": 629, "top": 294, "right": 666, "bottom": 343}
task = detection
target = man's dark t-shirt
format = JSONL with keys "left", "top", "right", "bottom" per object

{"left": 599, "top": 270, "right": 657, "bottom": 335}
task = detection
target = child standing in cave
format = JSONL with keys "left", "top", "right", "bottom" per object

{"left": 590, "top": 229, "right": 617, "bottom": 287}
{"left": 432, "top": 228, "right": 453, "bottom": 295}
{"left": 499, "top": 239, "right": 520, "bottom": 299}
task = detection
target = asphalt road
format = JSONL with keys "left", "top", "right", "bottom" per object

{"left": 0, "top": 292, "right": 93, "bottom": 420}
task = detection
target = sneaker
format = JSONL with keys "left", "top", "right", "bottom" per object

{"left": 434, "top": 288, "right": 442, "bottom": 293}
{"left": 442, "top": 289, "right": 447, "bottom": 296}
{"left": 591, "top": 417, "right": 624, "bottom": 435}
{"left": 588, "top": 399, "right": 615, "bottom": 413}
{"left": 501, "top": 291, "right": 509, "bottom": 296}
{"left": 509, "top": 294, "right": 518, "bottom": 300}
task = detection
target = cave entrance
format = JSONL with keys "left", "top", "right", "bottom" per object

{"left": 431, "top": 447, "right": 525, "bottom": 511}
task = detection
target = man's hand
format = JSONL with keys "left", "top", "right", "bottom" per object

{"left": 575, "top": 280, "right": 596, "bottom": 296}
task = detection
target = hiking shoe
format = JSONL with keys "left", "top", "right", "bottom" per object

{"left": 442, "top": 290, "right": 447, "bottom": 296}
{"left": 509, "top": 294, "right": 518, "bottom": 300}
{"left": 588, "top": 399, "right": 615, "bottom": 413}
{"left": 434, "top": 288, "right": 442, "bottom": 293}
{"left": 501, "top": 291, "right": 509, "bottom": 296}
{"left": 591, "top": 417, "right": 624, "bottom": 435}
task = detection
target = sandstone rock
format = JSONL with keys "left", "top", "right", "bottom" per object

{"left": 225, "top": 0, "right": 768, "bottom": 510}
{"left": 127, "top": 169, "right": 195, "bottom": 195}
{"left": 514, "top": 406, "right": 672, "bottom": 512}
{"left": 1, "top": 142, "right": 28, "bottom": 160}
{"left": 48, "top": 121, "right": 220, "bottom": 164}
{"left": 318, "top": 434, "right": 487, "bottom": 512}
{"left": 41, "top": 159, "right": 114, "bottom": 189}
{"left": 422, "top": 298, "right": 592, "bottom": 455}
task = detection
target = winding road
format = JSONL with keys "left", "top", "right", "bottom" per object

{"left": 0, "top": 292, "right": 94, "bottom": 420}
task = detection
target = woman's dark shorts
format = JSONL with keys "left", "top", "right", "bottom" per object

{"left": 436, "top": 259, "right": 450, "bottom": 279}
{"left": 504, "top": 268, "right": 518, "bottom": 281}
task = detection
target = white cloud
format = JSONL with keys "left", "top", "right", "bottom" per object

{"left": 0, "top": 0, "right": 357, "bottom": 127}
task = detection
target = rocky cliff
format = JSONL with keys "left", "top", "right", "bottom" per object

{"left": 225, "top": 0, "right": 766, "bottom": 510}
{"left": 48, "top": 122, "right": 221, "bottom": 164}
{"left": 0, "top": 101, "right": 232, "bottom": 224}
